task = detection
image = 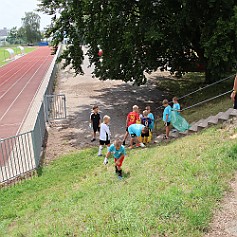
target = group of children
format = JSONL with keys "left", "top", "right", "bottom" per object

{"left": 89, "top": 97, "right": 181, "bottom": 179}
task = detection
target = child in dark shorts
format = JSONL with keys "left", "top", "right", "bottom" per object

{"left": 90, "top": 105, "right": 101, "bottom": 142}
{"left": 141, "top": 110, "right": 152, "bottom": 144}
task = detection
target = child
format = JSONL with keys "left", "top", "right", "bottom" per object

{"left": 90, "top": 105, "right": 101, "bottom": 142}
{"left": 104, "top": 139, "right": 126, "bottom": 179}
{"left": 172, "top": 97, "right": 181, "bottom": 114}
{"left": 122, "top": 105, "right": 140, "bottom": 145}
{"left": 162, "top": 99, "right": 172, "bottom": 139}
{"left": 127, "top": 123, "right": 149, "bottom": 148}
{"left": 145, "top": 106, "right": 155, "bottom": 131}
{"left": 98, "top": 115, "right": 111, "bottom": 156}
{"left": 141, "top": 110, "right": 152, "bottom": 144}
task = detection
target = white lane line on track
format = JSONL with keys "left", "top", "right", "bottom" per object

{"left": 0, "top": 123, "right": 21, "bottom": 127}
{"left": 0, "top": 56, "right": 50, "bottom": 123}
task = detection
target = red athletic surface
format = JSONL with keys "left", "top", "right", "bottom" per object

{"left": 0, "top": 47, "right": 54, "bottom": 139}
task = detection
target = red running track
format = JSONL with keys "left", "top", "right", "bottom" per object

{"left": 0, "top": 47, "right": 54, "bottom": 139}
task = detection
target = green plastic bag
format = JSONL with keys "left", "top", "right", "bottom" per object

{"left": 171, "top": 111, "right": 191, "bottom": 132}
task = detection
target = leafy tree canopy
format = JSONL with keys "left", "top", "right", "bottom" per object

{"left": 39, "top": 0, "right": 237, "bottom": 84}
{"left": 21, "top": 12, "right": 42, "bottom": 44}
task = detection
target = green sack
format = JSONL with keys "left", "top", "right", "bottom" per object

{"left": 171, "top": 111, "right": 191, "bottom": 132}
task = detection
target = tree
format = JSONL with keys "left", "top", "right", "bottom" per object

{"left": 21, "top": 12, "right": 41, "bottom": 44}
{"left": 38, "top": 0, "right": 237, "bottom": 84}
{"left": 7, "top": 27, "right": 19, "bottom": 44}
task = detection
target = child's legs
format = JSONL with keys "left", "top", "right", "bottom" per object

{"left": 115, "top": 155, "right": 125, "bottom": 171}
{"left": 93, "top": 126, "right": 99, "bottom": 138}
{"left": 123, "top": 128, "right": 129, "bottom": 141}
{"left": 130, "top": 135, "right": 135, "bottom": 146}
{"left": 136, "top": 136, "right": 142, "bottom": 144}
{"left": 166, "top": 124, "right": 170, "bottom": 137}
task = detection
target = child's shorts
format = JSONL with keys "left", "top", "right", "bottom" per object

{"left": 93, "top": 125, "right": 100, "bottom": 133}
{"left": 164, "top": 122, "right": 171, "bottom": 127}
{"left": 114, "top": 155, "right": 125, "bottom": 167}
{"left": 141, "top": 129, "right": 150, "bottom": 137}
{"left": 100, "top": 140, "right": 110, "bottom": 145}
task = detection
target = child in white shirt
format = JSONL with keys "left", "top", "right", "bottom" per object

{"left": 98, "top": 115, "right": 111, "bottom": 156}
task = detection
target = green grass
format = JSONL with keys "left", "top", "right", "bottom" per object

{"left": 0, "top": 46, "right": 36, "bottom": 66}
{"left": 1, "top": 126, "right": 237, "bottom": 236}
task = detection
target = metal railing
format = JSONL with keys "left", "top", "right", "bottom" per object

{"left": 158, "top": 73, "right": 236, "bottom": 111}
{"left": 0, "top": 45, "right": 63, "bottom": 184}
{"left": 0, "top": 131, "right": 35, "bottom": 183}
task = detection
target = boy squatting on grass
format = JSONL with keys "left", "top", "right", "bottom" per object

{"left": 162, "top": 99, "right": 172, "bottom": 139}
{"left": 127, "top": 124, "right": 149, "bottom": 148}
{"left": 98, "top": 115, "right": 111, "bottom": 156}
{"left": 104, "top": 140, "right": 126, "bottom": 179}
{"left": 90, "top": 105, "right": 101, "bottom": 142}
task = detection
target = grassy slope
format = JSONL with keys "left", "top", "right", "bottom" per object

{"left": 0, "top": 46, "right": 36, "bottom": 66}
{"left": 1, "top": 126, "right": 237, "bottom": 237}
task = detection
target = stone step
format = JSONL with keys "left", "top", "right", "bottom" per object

{"left": 189, "top": 119, "right": 205, "bottom": 132}
{"left": 169, "top": 131, "right": 180, "bottom": 138}
{"left": 197, "top": 118, "right": 209, "bottom": 128}
{"left": 229, "top": 108, "right": 237, "bottom": 117}
{"left": 217, "top": 112, "right": 230, "bottom": 121}
{"left": 206, "top": 115, "right": 219, "bottom": 125}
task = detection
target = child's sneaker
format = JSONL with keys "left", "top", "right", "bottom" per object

{"left": 98, "top": 154, "right": 102, "bottom": 157}
{"left": 118, "top": 176, "right": 123, "bottom": 180}
{"left": 139, "top": 142, "right": 146, "bottom": 148}
{"left": 117, "top": 170, "right": 122, "bottom": 179}
{"left": 91, "top": 138, "right": 96, "bottom": 142}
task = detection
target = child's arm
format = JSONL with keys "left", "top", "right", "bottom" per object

{"left": 231, "top": 75, "right": 237, "bottom": 101}
{"left": 105, "top": 151, "right": 111, "bottom": 159}
{"left": 165, "top": 114, "right": 169, "bottom": 125}
{"left": 89, "top": 114, "right": 93, "bottom": 127}
{"left": 125, "top": 116, "right": 129, "bottom": 127}
{"left": 105, "top": 125, "right": 111, "bottom": 136}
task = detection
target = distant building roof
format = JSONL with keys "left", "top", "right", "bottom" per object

{"left": 0, "top": 28, "right": 8, "bottom": 37}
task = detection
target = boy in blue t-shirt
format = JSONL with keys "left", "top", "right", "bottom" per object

{"left": 104, "top": 140, "right": 126, "bottom": 179}
{"left": 162, "top": 99, "right": 171, "bottom": 139}
{"left": 145, "top": 106, "right": 155, "bottom": 131}
{"left": 172, "top": 97, "right": 181, "bottom": 114}
{"left": 141, "top": 110, "right": 152, "bottom": 144}
{"left": 127, "top": 124, "right": 148, "bottom": 149}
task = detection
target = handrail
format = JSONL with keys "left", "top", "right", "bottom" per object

{"left": 181, "top": 89, "right": 232, "bottom": 111}
{"left": 157, "top": 73, "right": 235, "bottom": 110}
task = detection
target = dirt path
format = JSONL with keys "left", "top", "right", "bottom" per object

{"left": 44, "top": 54, "right": 237, "bottom": 237}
